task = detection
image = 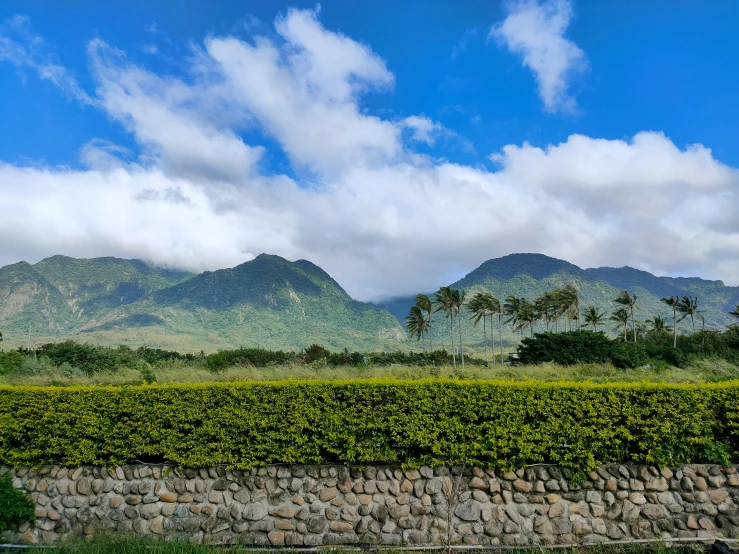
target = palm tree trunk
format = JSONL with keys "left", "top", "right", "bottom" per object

{"left": 421, "top": 330, "right": 426, "bottom": 355}
{"left": 530, "top": 322, "right": 534, "bottom": 337}
{"left": 490, "top": 314, "right": 496, "bottom": 366}
{"left": 623, "top": 324, "right": 627, "bottom": 341}
{"left": 449, "top": 311, "right": 456, "bottom": 368}
{"left": 483, "top": 316, "right": 488, "bottom": 367}
{"left": 631, "top": 307, "right": 636, "bottom": 342}
{"left": 427, "top": 311, "right": 433, "bottom": 352}
{"left": 691, "top": 315, "right": 695, "bottom": 334}
{"left": 458, "top": 312, "right": 464, "bottom": 369}
{"left": 498, "top": 313, "right": 503, "bottom": 365}
{"left": 673, "top": 309, "right": 677, "bottom": 348}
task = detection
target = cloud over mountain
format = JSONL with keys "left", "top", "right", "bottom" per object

{"left": 1, "top": 8, "right": 738, "bottom": 300}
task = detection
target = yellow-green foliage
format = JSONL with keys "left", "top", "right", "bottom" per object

{"left": 1, "top": 380, "right": 737, "bottom": 472}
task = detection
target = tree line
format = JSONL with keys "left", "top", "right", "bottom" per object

{"left": 406, "top": 285, "right": 739, "bottom": 367}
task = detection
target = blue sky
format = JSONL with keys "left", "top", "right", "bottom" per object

{"left": 1, "top": 0, "right": 739, "bottom": 299}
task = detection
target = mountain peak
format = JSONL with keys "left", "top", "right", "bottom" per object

{"left": 458, "top": 253, "right": 588, "bottom": 285}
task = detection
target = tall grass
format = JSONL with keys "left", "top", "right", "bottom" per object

{"left": 2, "top": 357, "right": 737, "bottom": 387}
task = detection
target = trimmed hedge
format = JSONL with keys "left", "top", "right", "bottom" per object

{"left": 0, "top": 380, "right": 737, "bottom": 472}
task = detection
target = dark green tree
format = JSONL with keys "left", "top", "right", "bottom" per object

{"left": 433, "top": 287, "right": 457, "bottom": 367}
{"left": 582, "top": 306, "right": 606, "bottom": 332}
{"left": 614, "top": 291, "right": 638, "bottom": 342}
{"left": 662, "top": 296, "right": 680, "bottom": 347}
{"left": 414, "top": 294, "right": 434, "bottom": 352}
{"left": 610, "top": 308, "right": 630, "bottom": 341}
{"left": 405, "top": 305, "right": 429, "bottom": 354}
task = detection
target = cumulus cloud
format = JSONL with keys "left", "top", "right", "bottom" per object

{"left": 491, "top": 0, "right": 587, "bottom": 113}
{"left": 1, "top": 9, "right": 739, "bottom": 300}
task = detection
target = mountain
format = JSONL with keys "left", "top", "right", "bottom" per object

{"left": 373, "top": 253, "right": 739, "bottom": 350}
{"left": 0, "top": 254, "right": 404, "bottom": 352}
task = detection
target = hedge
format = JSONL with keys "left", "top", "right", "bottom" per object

{"left": 0, "top": 380, "right": 737, "bottom": 472}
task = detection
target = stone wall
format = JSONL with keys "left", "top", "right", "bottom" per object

{"left": 2, "top": 464, "right": 738, "bottom": 546}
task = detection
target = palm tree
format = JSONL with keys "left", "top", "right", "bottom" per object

{"left": 483, "top": 293, "right": 502, "bottom": 366}
{"left": 646, "top": 315, "right": 672, "bottom": 334}
{"left": 503, "top": 296, "right": 523, "bottom": 335}
{"left": 662, "top": 296, "right": 680, "bottom": 347}
{"left": 731, "top": 304, "right": 739, "bottom": 320}
{"left": 614, "top": 291, "right": 638, "bottom": 342}
{"left": 468, "top": 293, "right": 490, "bottom": 366}
{"left": 517, "top": 299, "right": 537, "bottom": 337}
{"left": 415, "top": 294, "right": 434, "bottom": 352}
{"left": 405, "top": 305, "right": 428, "bottom": 353}
{"left": 582, "top": 306, "right": 605, "bottom": 332}
{"left": 555, "top": 286, "right": 579, "bottom": 331}
{"left": 433, "top": 287, "right": 457, "bottom": 367}
{"left": 678, "top": 296, "right": 699, "bottom": 333}
{"left": 452, "top": 289, "right": 466, "bottom": 368}
{"left": 535, "top": 292, "right": 557, "bottom": 332}
{"left": 610, "top": 308, "right": 630, "bottom": 341}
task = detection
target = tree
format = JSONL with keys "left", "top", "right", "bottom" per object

{"left": 678, "top": 296, "right": 699, "bottom": 333}
{"left": 646, "top": 315, "right": 672, "bottom": 334}
{"left": 468, "top": 293, "right": 491, "bottom": 366}
{"left": 414, "top": 294, "right": 434, "bottom": 352}
{"left": 482, "top": 293, "right": 502, "bottom": 366}
{"left": 503, "top": 296, "right": 523, "bottom": 335}
{"left": 433, "top": 287, "right": 457, "bottom": 367}
{"left": 610, "top": 308, "right": 630, "bottom": 341}
{"left": 517, "top": 299, "right": 538, "bottom": 337}
{"left": 535, "top": 292, "right": 557, "bottom": 332}
{"left": 662, "top": 296, "right": 680, "bottom": 347}
{"left": 731, "top": 304, "right": 739, "bottom": 320}
{"left": 614, "top": 291, "right": 638, "bottom": 342}
{"left": 555, "top": 285, "right": 579, "bottom": 331}
{"left": 405, "top": 305, "right": 428, "bottom": 353}
{"left": 582, "top": 306, "right": 606, "bottom": 332}
{"left": 452, "top": 289, "right": 466, "bottom": 368}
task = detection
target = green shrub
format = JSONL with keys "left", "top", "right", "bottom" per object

{"left": 0, "top": 473, "right": 35, "bottom": 532}
{"left": 0, "top": 380, "right": 736, "bottom": 472}
{"left": 0, "top": 350, "right": 24, "bottom": 375}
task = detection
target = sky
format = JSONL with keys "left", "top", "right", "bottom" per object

{"left": 1, "top": 0, "right": 739, "bottom": 300}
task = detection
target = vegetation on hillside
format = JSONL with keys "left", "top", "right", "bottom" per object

{"left": 405, "top": 278, "right": 739, "bottom": 368}
{"left": 0, "top": 254, "right": 404, "bottom": 352}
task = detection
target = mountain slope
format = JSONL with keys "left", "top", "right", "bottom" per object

{"left": 0, "top": 254, "right": 404, "bottom": 352}
{"left": 0, "top": 262, "right": 77, "bottom": 342}
{"left": 374, "top": 254, "right": 739, "bottom": 351}
{"left": 33, "top": 255, "right": 193, "bottom": 320}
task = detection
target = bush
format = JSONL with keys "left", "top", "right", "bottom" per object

{"left": 0, "top": 381, "right": 736, "bottom": 472}
{"left": 0, "top": 350, "right": 24, "bottom": 375}
{"left": 517, "top": 331, "right": 634, "bottom": 366}
{"left": 0, "top": 473, "right": 35, "bottom": 532}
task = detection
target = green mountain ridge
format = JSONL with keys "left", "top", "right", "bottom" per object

{"left": 373, "top": 253, "right": 739, "bottom": 351}
{"left": 0, "top": 254, "right": 404, "bottom": 352}
{"left": 2, "top": 252, "right": 738, "bottom": 354}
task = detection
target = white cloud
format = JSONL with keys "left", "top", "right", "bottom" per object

{"left": 1, "top": 9, "right": 739, "bottom": 301}
{"left": 0, "top": 15, "right": 94, "bottom": 105}
{"left": 490, "top": 0, "right": 587, "bottom": 113}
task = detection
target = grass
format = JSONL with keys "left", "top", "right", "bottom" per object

{"left": 20, "top": 536, "right": 713, "bottom": 554}
{"left": 1, "top": 357, "right": 738, "bottom": 387}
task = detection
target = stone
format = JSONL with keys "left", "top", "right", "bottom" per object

{"left": 455, "top": 500, "right": 482, "bottom": 521}
{"left": 319, "top": 487, "right": 338, "bottom": 502}
{"left": 159, "top": 492, "right": 177, "bottom": 503}
{"left": 513, "top": 479, "right": 532, "bottom": 493}
{"left": 470, "top": 477, "right": 487, "bottom": 489}
{"left": 694, "top": 477, "right": 708, "bottom": 491}
{"left": 709, "top": 490, "right": 729, "bottom": 504}
{"left": 267, "top": 531, "right": 285, "bottom": 545}
{"left": 270, "top": 505, "right": 296, "bottom": 518}
{"left": 149, "top": 516, "right": 164, "bottom": 534}
{"left": 640, "top": 504, "right": 667, "bottom": 520}
{"left": 243, "top": 505, "right": 268, "bottom": 521}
